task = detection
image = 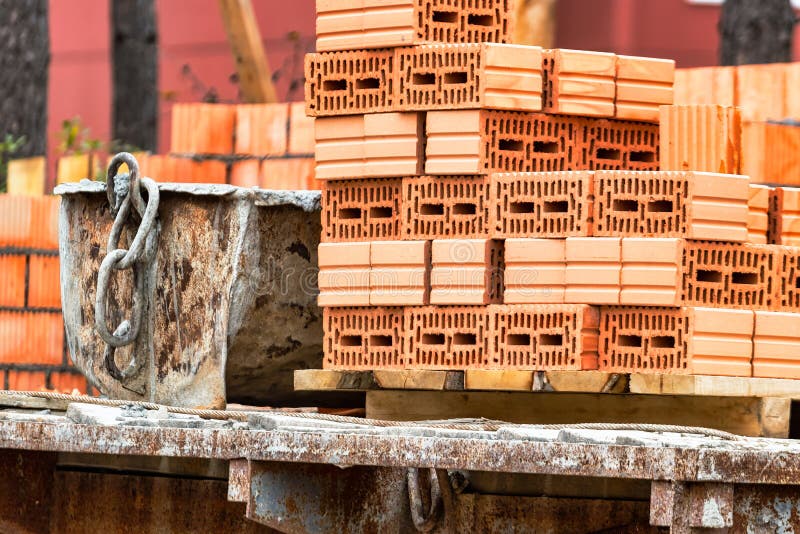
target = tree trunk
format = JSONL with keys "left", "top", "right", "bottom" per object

{"left": 719, "top": 0, "right": 796, "bottom": 66}
{"left": 0, "top": 0, "right": 49, "bottom": 158}
{"left": 112, "top": 0, "right": 158, "bottom": 152}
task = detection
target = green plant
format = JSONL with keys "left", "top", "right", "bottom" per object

{"left": 0, "top": 134, "right": 27, "bottom": 193}
{"left": 57, "top": 117, "right": 104, "bottom": 155}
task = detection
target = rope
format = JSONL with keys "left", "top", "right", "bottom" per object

{"left": 6, "top": 391, "right": 743, "bottom": 440}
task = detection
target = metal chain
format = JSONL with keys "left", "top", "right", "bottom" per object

{"left": 95, "top": 153, "right": 160, "bottom": 382}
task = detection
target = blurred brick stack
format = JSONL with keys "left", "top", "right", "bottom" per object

{"left": 0, "top": 194, "right": 89, "bottom": 393}
{"left": 675, "top": 63, "right": 800, "bottom": 187}
{"left": 309, "top": 0, "right": 755, "bottom": 375}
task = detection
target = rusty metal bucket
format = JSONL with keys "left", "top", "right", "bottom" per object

{"left": 56, "top": 179, "right": 323, "bottom": 409}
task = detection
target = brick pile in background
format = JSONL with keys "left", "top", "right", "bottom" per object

{"left": 674, "top": 63, "right": 800, "bottom": 186}
{"left": 0, "top": 194, "right": 90, "bottom": 394}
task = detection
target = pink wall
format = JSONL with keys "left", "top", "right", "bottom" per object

{"left": 47, "top": 0, "right": 799, "bottom": 175}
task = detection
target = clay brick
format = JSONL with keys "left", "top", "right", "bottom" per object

{"left": 30, "top": 196, "right": 59, "bottom": 251}
{"left": 315, "top": 0, "right": 512, "bottom": 51}
{"left": 6, "top": 370, "right": 48, "bottom": 391}
{"left": 736, "top": 63, "right": 786, "bottom": 122}
{"left": 316, "top": 112, "right": 424, "bottom": 179}
{"left": 761, "top": 122, "right": 800, "bottom": 186}
{"left": 504, "top": 238, "right": 566, "bottom": 304}
{"left": 28, "top": 255, "right": 61, "bottom": 309}
{"left": 593, "top": 170, "right": 749, "bottom": 241}
{"left": 430, "top": 239, "right": 503, "bottom": 305}
{"left": 370, "top": 240, "right": 429, "bottom": 306}
{"left": 405, "top": 305, "right": 488, "bottom": 369}
{"left": 56, "top": 154, "right": 92, "bottom": 184}
{"left": 769, "top": 187, "right": 800, "bottom": 246}
{"left": 747, "top": 184, "right": 771, "bottom": 244}
{"left": 615, "top": 55, "right": 675, "bottom": 122}
{"left": 323, "top": 306, "right": 404, "bottom": 369}
{"left": 490, "top": 171, "right": 594, "bottom": 238}
{"left": 402, "top": 175, "right": 489, "bottom": 239}
{"left": 672, "top": 66, "right": 736, "bottom": 106}
{"left": 49, "top": 371, "right": 88, "bottom": 394}
{"left": 543, "top": 49, "right": 616, "bottom": 118}
{"left": 7, "top": 157, "right": 46, "bottom": 196}
{"left": 304, "top": 49, "right": 394, "bottom": 116}
{"left": 321, "top": 178, "right": 402, "bottom": 242}
{"left": 620, "top": 238, "right": 683, "bottom": 307}
{"left": 583, "top": 118, "right": 659, "bottom": 171}
{"left": 773, "top": 246, "right": 800, "bottom": 312}
{"left": 288, "top": 102, "right": 315, "bottom": 155}
{"left": 234, "top": 104, "right": 289, "bottom": 156}
{"left": 261, "top": 158, "right": 315, "bottom": 190}
{"left": 425, "top": 110, "right": 583, "bottom": 175}
{"left": 0, "top": 311, "right": 63, "bottom": 365}
{"left": 489, "top": 304, "right": 599, "bottom": 370}
{"left": 230, "top": 160, "right": 261, "bottom": 188}
{"left": 396, "top": 43, "right": 543, "bottom": 111}
{"left": 659, "top": 105, "right": 741, "bottom": 174}
{"left": 599, "top": 306, "right": 753, "bottom": 376}
{"left": 317, "top": 242, "right": 370, "bottom": 307}
{"left": 170, "top": 103, "right": 236, "bottom": 154}
{"left": 753, "top": 311, "right": 800, "bottom": 379}
{"left": 740, "top": 122, "right": 766, "bottom": 184}
{"left": 565, "top": 237, "right": 621, "bottom": 304}
{"left": 0, "top": 195, "right": 32, "bottom": 248}
{"left": 0, "top": 255, "right": 26, "bottom": 307}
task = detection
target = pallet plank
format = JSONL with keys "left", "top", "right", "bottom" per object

{"left": 630, "top": 374, "right": 800, "bottom": 398}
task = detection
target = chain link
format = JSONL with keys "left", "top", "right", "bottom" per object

{"left": 95, "top": 153, "right": 160, "bottom": 382}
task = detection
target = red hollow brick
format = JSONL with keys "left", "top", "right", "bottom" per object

{"left": 405, "top": 305, "right": 489, "bottom": 369}
{"left": 769, "top": 187, "right": 800, "bottom": 246}
{"left": 370, "top": 240, "right": 430, "bottom": 306}
{"left": 504, "top": 238, "right": 566, "bottom": 304}
{"left": 615, "top": 55, "right": 675, "bottom": 123}
{"left": 565, "top": 237, "right": 621, "bottom": 304}
{"left": 288, "top": 102, "right": 315, "bottom": 155}
{"left": 170, "top": 103, "right": 236, "bottom": 154}
{"left": 396, "top": 43, "right": 543, "bottom": 111}
{"left": 583, "top": 118, "right": 659, "bottom": 171}
{"left": 304, "top": 49, "right": 394, "bottom": 117}
{"left": 593, "top": 171, "right": 749, "bottom": 241}
{"left": 315, "top": 0, "right": 512, "bottom": 52}
{"left": 489, "top": 304, "right": 599, "bottom": 370}
{"left": 659, "top": 105, "right": 741, "bottom": 174}
{"left": 753, "top": 311, "right": 800, "bottom": 379}
{"left": 0, "top": 255, "right": 26, "bottom": 307}
{"left": 230, "top": 160, "right": 261, "bottom": 188}
{"left": 402, "top": 175, "right": 490, "bottom": 239}
{"left": 0, "top": 195, "right": 33, "bottom": 248}
{"left": 321, "top": 178, "right": 402, "bottom": 242}
{"left": 599, "top": 306, "right": 753, "bottom": 376}
{"left": 776, "top": 246, "right": 800, "bottom": 312}
{"left": 28, "top": 255, "right": 61, "bottom": 309}
{"left": 317, "top": 242, "right": 370, "bottom": 307}
{"left": 490, "top": 171, "right": 594, "bottom": 238}
{"left": 748, "top": 184, "right": 771, "bottom": 244}
{"left": 323, "top": 306, "right": 404, "bottom": 370}
{"left": 0, "top": 311, "right": 63, "bottom": 365}
{"left": 430, "top": 239, "right": 503, "bottom": 305}
{"left": 234, "top": 103, "right": 289, "bottom": 156}
{"left": 543, "top": 49, "right": 616, "bottom": 118}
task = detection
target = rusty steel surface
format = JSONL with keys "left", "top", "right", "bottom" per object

{"left": 5, "top": 408, "right": 800, "bottom": 486}
{"left": 56, "top": 180, "right": 323, "bottom": 409}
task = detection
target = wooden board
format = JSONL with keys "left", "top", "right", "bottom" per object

{"left": 366, "top": 390, "right": 791, "bottom": 438}
{"left": 630, "top": 374, "right": 800, "bottom": 399}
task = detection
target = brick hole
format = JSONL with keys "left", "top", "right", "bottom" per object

{"left": 619, "top": 334, "right": 642, "bottom": 347}
{"left": 356, "top": 77, "right": 380, "bottom": 89}
{"left": 369, "top": 206, "right": 392, "bottom": 218}
{"left": 648, "top": 200, "right": 673, "bottom": 212}
{"left": 613, "top": 199, "right": 638, "bottom": 212}
{"left": 696, "top": 270, "right": 723, "bottom": 283}
{"left": 544, "top": 200, "right": 568, "bottom": 213}
{"left": 421, "top": 333, "right": 445, "bottom": 345}
{"left": 499, "top": 139, "right": 524, "bottom": 151}
{"left": 444, "top": 72, "right": 468, "bottom": 84}
{"left": 468, "top": 13, "right": 494, "bottom": 26}
{"left": 369, "top": 335, "right": 393, "bottom": 347}
{"left": 795, "top": 276, "right": 800, "bottom": 288}
{"left": 323, "top": 79, "right": 347, "bottom": 91}
{"left": 339, "top": 207, "right": 362, "bottom": 219}
{"left": 453, "top": 333, "right": 477, "bottom": 345}
{"left": 413, "top": 73, "right": 436, "bottom": 85}
{"left": 421, "top": 203, "right": 445, "bottom": 215}
{"left": 732, "top": 271, "right": 758, "bottom": 285}
{"left": 533, "top": 141, "right": 558, "bottom": 153}
{"left": 453, "top": 203, "right": 477, "bottom": 215}
{"left": 596, "top": 148, "right": 621, "bottom": 161}
{"left": 651, "top": 336, "right": 675, "bottom": 348}
{"left": 341, "top": 335, "right": 363, "bottom": 347}
{"left": 507, "top": 333, "right": 530, "bottom": 345}
{"left": 630, "top": 151, "right": 656, "bottom": 162}
{"left": 539, "top": 334, "right": 563, "bottom": 346}
{"left": 510, "top": 201, "right": 535, "bottom": 213}
{"left": 432, "top": 10, "right": 458, "bottom": 23}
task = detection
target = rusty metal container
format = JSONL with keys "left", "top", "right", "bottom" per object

{"left": 56, "top": 180, "right": 324, "bottom": 409}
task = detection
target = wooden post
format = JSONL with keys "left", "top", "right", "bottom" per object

{"left": 218, "top": 0, "right": 278, "bottom": 103}
{"left": 513, "top": 0, "right": 557, "bottom": 48}
{"left": 719, "top": 0, "right": 796, "bottom": 65}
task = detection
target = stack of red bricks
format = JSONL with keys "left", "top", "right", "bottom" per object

{"left": 0, "top": 194, "right": 89, "bottom": 393}
{"left": 140, "top": 102, "right": 315, "bottom": 189}
{"left": 311, "top": 1, "right": 753, "bottom": 376}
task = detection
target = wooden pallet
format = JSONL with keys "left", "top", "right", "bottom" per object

{"left": 295, "top": 369, "right": 799, "bottom": 438}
